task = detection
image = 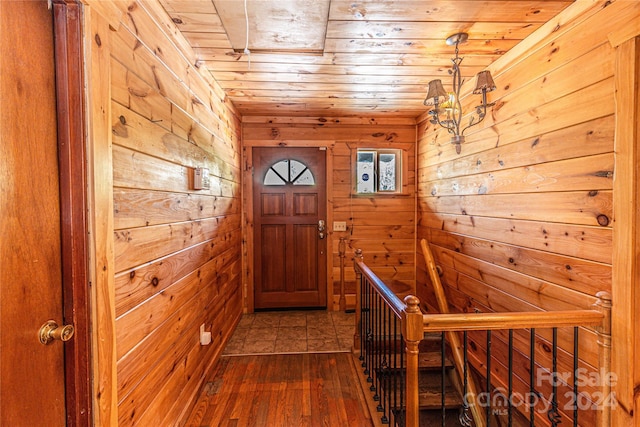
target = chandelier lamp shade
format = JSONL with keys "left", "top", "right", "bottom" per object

{"left": 424, "top": 32, "right": 497, "bottom": 154}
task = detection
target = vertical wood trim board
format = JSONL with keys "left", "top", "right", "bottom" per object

{"left": 85, "top": 6, "right": 117, "bottom": 426}
{"left": 611, "top": 35, "right": 640, "bottom": 427}
{"left": 53, "top": 1, "right": 93, "bottom": 424}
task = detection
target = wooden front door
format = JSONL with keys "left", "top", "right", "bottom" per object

{"left": 253, "top": 147, "right": 327, "bottom": 309}
{"left": 1, "top": 2, "right": 66, "bottom": 425}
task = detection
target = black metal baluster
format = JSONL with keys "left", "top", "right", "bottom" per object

{"left": 389, "top": 308, "right": 394, "bottom": 424}
{"left": 508, "top": 329, "right": 514, "bottom": 426}
{"left": 486, "top": 330, "right": 492, "bottom": 427}
{"left": 441, "top": 331, "right": 446, "bottom": 427}
{"left": 573, "top": 327, "right": 579, "bottom": 427}
{"left": 364, "top": 281, "right": 372, "bottom": 381}
{"left": 359, "top": 273, "right": 365, "bottom": 366}
{"left": 530, "top": 328, "right": 536, "bottom": 427}
{"left": 548, "top": 328, "right": 560, "bottom": 427}
{"left": 372, "top": 293, "right": 379, "bottom": 398}
{"left": 392, "top": 315, "right": 398, "bottom": 426}
{"left": 366, "top": 284, "right": 374, "bottom": 386}
{"left": 380, "top": 301, "right": 389, "bottom": 423}
{"left": 400, "top": 333, "right": 405, "bottom": 426}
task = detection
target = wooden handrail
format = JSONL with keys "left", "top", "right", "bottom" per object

{"left": 421, "top": 310, "right": 604, "bottom": 332}
{"left": 354, "top": 252, "right": 405, "bottom": 318}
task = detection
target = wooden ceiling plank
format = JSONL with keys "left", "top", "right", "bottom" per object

{"left": 165, "top": 12, "right": 225, "bottom": 32}
{"left": 181, "top": 32, "right": 233, "bottom": 49}
{"left": 159, "top": 0, "right": 219, "bottom": 15}
{"left": 241, "top": 116, "right": 416, "bottom": 125}
{"left": 233, "top": 98, "right": 426, "bottom": 106}
{"left": 203, "top": 61, "right": 487, "bottom": 77}
{"left": 211, "top": 71, "right": 468, "bottom": 86}
{"left": 234, "top": 103, "right": 424, "bottom": 118}
{"left": 195, "top": 50, "right": 499, "bottom": 67}
{"left": 217, "top": 81, "right": 428, "bottom": 93}
{"left": 324, "top": 38, "right": 519, "bottom": 55}
{"left": 227, "top": 90, "right": 426, "bottom": 102}
{"left": 326, "top": 21, "right": 545, "bottom": 41}
{"left": 328, "top": 1, "right": 573, "bottom": 23}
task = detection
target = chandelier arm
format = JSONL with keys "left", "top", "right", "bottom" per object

{"left": 460, "top": 89, "right": 494, "bottom": 136}
{"left": 460, "top": 108, "right": 486, "bottom": 136}
{"left": 431, "top": 112, "right": 457, "bottom": 133}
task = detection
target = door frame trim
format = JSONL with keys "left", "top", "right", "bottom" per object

{"left": 53, "top": 1, "right": 92, "bottom": 425}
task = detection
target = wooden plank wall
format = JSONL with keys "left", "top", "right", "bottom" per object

{"left": 416, "top": 1, "right": 639, "bottom": 425}
{"left": 90, "top": 1, "right": 243, "bottom": 425}
{"left": 242, "top": 117, "right": 417, "bottom": 311}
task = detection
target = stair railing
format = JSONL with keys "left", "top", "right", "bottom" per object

{"left": 354, "top": 249, "right": 424, "bottom": 426}
{"left": 353, "top": 248, "right": 612, "bottom": 427}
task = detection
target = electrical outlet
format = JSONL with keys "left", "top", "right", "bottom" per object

{"left": 333, "top": 221, "right": 347, "bottom": 232}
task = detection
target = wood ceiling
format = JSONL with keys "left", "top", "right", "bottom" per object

{"left": 158, "top": 0, "right": 575, "bottom": 118}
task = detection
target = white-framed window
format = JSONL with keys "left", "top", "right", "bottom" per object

{"left": 355, "top": 148, "right": 402, "bottom": 194}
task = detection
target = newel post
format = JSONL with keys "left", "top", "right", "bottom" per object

{"left": 404, "top": 295, "right": 423, "bottom": 427}
{"left": 594, "top": 291, "right": 612, "bottom": 427}
{"left": 353, "top": 249, "right": 363, "bottom": 354}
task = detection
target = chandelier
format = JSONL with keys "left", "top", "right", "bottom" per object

{"left": 424, "top": 32, "right": 496, "bottom": 154}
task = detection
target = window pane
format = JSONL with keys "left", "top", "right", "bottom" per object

{"left": 272, "top": 160, "right": 289, "bottom": 179}
{"left": 293, "top": 169, "right": 315, "bottom": 185}
{"left": 264, "top": 168, "right": 286, "bottom": 185}
{"left": 289, "top": 160, "right": 305, "bottom": 181}
{"left": 378, "top": 153, "right": 396, "bottom": 191}
{"left": 356, "top": 151, "right": 376, "bottom": 193}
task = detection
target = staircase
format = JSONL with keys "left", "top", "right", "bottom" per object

{"left": 354, "top": 246, "right": 612, "bottom": 427}
{"left": 359, "top": 332, "right": 466, "bottom": 427}
{"left": 416, "top": 336, "right": 465, "bottom": 424}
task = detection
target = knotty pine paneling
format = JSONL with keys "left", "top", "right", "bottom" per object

{"left": 243, "top": 119, "right": 417, "bottom": 310}
{"left": 103, "top": 2, "right": 242, "bottom": 426}
{"left": 416, "top": 2, "right": 635, "bottom": 423}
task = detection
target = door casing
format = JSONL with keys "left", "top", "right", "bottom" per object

{"left": 52, "top": 1, "right": 92, "bottom": 425}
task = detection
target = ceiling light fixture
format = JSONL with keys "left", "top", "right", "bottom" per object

{"left": 424, "top": 32, "right": 496, "bottom": 154}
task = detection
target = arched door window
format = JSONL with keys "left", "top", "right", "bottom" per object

{"left": 263, "top": 159, "right": 315, "bottom": 186}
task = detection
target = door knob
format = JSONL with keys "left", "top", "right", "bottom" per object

{"left": 39, "top": 320, "right": 75, "bottom": 345}
{"left": 318, "top": 220, "right": 325, "bottom": 239}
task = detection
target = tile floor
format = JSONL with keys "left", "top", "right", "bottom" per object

{"left": 222, "top": 310, "right": 356, "bottom": 356}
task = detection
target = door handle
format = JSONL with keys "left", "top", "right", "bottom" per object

{"left": 318, "top": 220, "right": 325, "bottom": 239}
{"left": 39, "top": 320, "right": 75, "bottom": 345}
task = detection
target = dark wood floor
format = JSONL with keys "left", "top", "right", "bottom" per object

{"left": 185, "top": 352, "right": 374, "bottom": 427}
